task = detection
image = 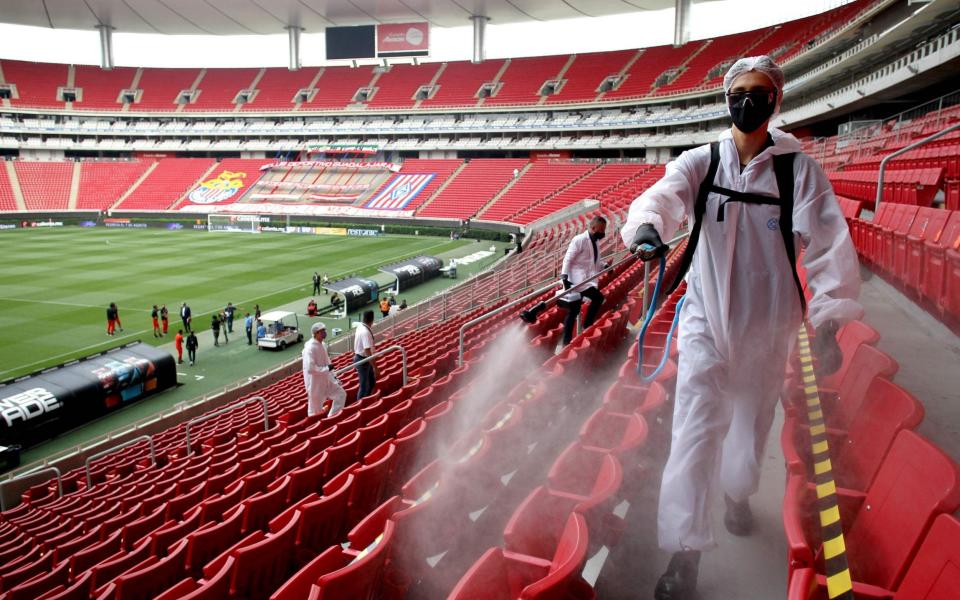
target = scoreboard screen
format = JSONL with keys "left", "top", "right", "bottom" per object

{"left": 325, "top": 23, "right": 429, "bottom": 60}
{"left": 326, "top": 25, "right": 376, "bottom": 60}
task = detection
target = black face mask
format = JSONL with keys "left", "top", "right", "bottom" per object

{"left": 727, "top": 90, "right": 776, "bottom": 133}
{"left": 590, "top": 231, "right": 605, "bottom": 241}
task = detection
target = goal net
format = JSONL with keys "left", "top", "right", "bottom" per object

{"left": 207, "top": 213, "right": 266, "bottom": 233}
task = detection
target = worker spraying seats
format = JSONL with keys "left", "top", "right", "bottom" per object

{"left": 621, "top": 56, "right": 863, "bottom": 600}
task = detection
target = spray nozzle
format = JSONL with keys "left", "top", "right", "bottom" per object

{"left": 519, "top": 301, "right": 548, "bottom": 324}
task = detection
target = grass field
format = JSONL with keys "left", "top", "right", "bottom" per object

{"left": 0, "top": 226, "right": 471, "bottom": 381}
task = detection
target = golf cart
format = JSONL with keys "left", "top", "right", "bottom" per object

{"left": 257, "top": 310, "right": 304, "bottom": 350}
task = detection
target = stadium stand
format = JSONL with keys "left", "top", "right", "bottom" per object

{"left": 485, "top": 55, "right": 570, "bottom": 106}
{"left": 115, "top": 158, "right": 215, "bottom": 211}
{"left": 547, "top": 50, "right": 636, "bottom": 104}
{"left": 478, "top": 161, "right": 598, "bottom": 222}
{"left": 243, "top": 68, "right": 319, "bottom": 111}
{"left": 76, "top": 161, "right": 152, "bottom": 211}
{"left": 130, "top": 68, "right": 202, "bottom": 112}
{"left": 509, "top": 163, "right": 650, "bottom": 225}
{"left": 303, "top": 66, "right": 375, "bottom": 110}
{"left": 187, "top": 68, "right": 261, "bottom": 112}
{"left": 0, "top": 163, "right": 19, "bottom": 211}
{"left": 72, "top": 66, "right": 139, "bottom": 110}
{"left": 367, "top": 63, "right": 442, "bottom": 109}
{"left": 1, "top": 60, "right": 65, "bottom": 108}
{"left": 417, "top": 158, "right": 528, "bottom": 219}
{"left": 14, "top": 161, "right": 72, "bottom": 210}
{"left": 2, "top": 0, "right": 960, "bottom": 596}
{"left": 419, "top": 59, "right": 507, "bottom": 108}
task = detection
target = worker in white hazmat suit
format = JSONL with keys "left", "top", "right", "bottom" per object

{"left": 620, "top": 56, "right": 862, "bottom": 599}
{"left": 302, "top": 321, "right": 346, "bottom": 418}
{"left": 559, "top": 215, "right": 608, "bottom": 345}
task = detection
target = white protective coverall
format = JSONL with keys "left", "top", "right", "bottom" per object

{"left": 560, "top": 230, "right": 603, "bottom": 303}
{"left": 302, "top": 338, "right": 346, "bottom": 417}
{"left": 620, "top": 127, "right": 862, "bottom": 552}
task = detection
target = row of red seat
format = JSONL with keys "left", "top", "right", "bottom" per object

{"left": 0, "top": 2, "right": 874, "bottom": 114}
{"left": 827, "top": 168, "right": 944, "bottom": 208}
{"left": 780, "top": 318, "right": 960, "bottom": 599}
{"left": 849, "top": 203, "right": 960, "bottom": 330}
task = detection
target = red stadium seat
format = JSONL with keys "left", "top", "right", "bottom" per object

{"left": 449, "top": 513, "right": 594, "bottom": 600}
{"left": 782, "top": 377, "right": 924, "bottom": 491}
{"left": 783, "top": 430, "right": 960, "bottom": 593}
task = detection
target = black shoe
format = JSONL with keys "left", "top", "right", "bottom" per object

{"left": 655, "top": 550, "right": 700, "bottom": 600}
{"left": 724, "top": 495, "right": 753, "bottom": 537}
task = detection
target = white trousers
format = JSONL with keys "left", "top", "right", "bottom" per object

{"left": 657, "top": 298, "right": 790, "bottom": 553}
{"left": 307, "top": 374, "right": 347, "bottom": 418}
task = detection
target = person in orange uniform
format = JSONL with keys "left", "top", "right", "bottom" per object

{"left": 174, "top": 330, "right": 184, "bottom": 364}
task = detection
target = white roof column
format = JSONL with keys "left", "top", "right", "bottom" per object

{"left": 470, "top": 15, "right": 490, "bottom": 64}
{"left": 98, "top": 23, "right": 115, "bottom": 70}
{"left": 287, "top": 26, "right": 303, "bottom": 71}
{"left": 673, "top": 0, "right": 692, "bottom": 47}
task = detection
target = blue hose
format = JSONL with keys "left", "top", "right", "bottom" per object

{"left": 636, "top": 254, "right": 684, "bottom": 382}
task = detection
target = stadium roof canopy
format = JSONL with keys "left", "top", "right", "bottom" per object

{"left": 0, "top": 0, "right": 718, "bottom": 35}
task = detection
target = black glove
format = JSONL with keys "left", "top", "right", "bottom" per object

{"left": 560, "top": 275, "right": 572, "bottom": 290}
{"left": 629, "top": 224, "right": 669, "bottom": 261}
{"left": 812, "top": 321, "right": 842, "bottom": 377}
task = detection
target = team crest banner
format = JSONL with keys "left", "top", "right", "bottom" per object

{"left": 188, "top": 170, "right": 247, "bottom": 204}
{"left": 366, "top": 174, "right": 435, "bottom": 210}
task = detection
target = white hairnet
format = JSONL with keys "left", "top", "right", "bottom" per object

{"left": 311, "top": 322, "right": 326, "bottom": 333}
{"left": 723, "top": 55, "right": 785, "bottom": 112}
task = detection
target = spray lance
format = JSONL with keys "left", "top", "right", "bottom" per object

{"left": 518, "top": 250, "right": 639, "bottom": 324}
{"left": 633, "top": 239, "right": 688, "bottom": 383}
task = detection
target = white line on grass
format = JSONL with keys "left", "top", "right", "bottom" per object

{"left": 0, "top": 297, "right": 152, "bottom": 312}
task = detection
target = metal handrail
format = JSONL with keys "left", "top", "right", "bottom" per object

{"left": 0, "top": 466, "right": 62, "bottom": 511}
{"left": 333, "top": 344, "right": 407, "bottom": 386}
{"left": 86, "top": 435, "right": 154, "bottom": 488}
{"left": 875, "top": 122, "right": 960, "bottom": 213}
{"left": 458, "top": 248, "right": 634, "bottom": 367}
{"left": 185, "top": 396, "right": 268, "bottom": 454}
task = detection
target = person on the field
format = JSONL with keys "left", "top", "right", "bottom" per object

{"left": 186, "top": 331, "right": 198, "bottom": 365}
{"left": 559, "top": 216, "right": 607, "bottom": 346}
{"left": 211, "top": 313, "right": 221, "bottom": 346}
{"left": 180, "top": 302, "right": 192, "bottom": 333}
{"left": 354, "top": 310, "right": 378, "bottom": 400}
{"left": 302, "top": 322, "right": 346, "bottom": 418}
{"left": 307, "top": 299, "right": 318, "bottom": 316}
{"left": 313, "top": 272, "right": 322, "bottom": 295}
{"left": 175, "top": 330, "right": 184, "bottom": 364}
{"left": 379, "top": 296, "right": 391, "bottom": 319}
{"left": 219, "top": 311, "right": 229, "bottom": 343}
{"left": 151, "top": 305, "right": 161, "bottom": 337}
{"left": 224, "top": 302, "right": 236, "bottom": 333}
{"left": 244, "top": 312, "right": 254, "bottom": 345}
{"left": 256, "top": 320, "right": 266, "bottom": 348}
{"left": 160, "top": 304, "right": 169, "bottom": 336}
{"left": 621, "top": 56, "right": 861, "bottom": 600}
{"left": 106, "top": 302, "right": 119, "bottom": 336}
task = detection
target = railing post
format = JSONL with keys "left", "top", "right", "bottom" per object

{"left": 0, "top": 466, "right": 62, "bottom": 511}
{"left": 185, "top": 396, "right": 269, "bottom": 454}
{"left": 85, "top": 435, "right": 154, "bottom": 488}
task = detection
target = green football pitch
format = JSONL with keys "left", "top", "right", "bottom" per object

{"left": 0, "top": 226, "right": 475, "bottom": 382}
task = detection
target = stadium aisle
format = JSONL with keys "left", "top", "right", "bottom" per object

{"left": 858, "top": 267, "right": 960, "bottom": 460}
